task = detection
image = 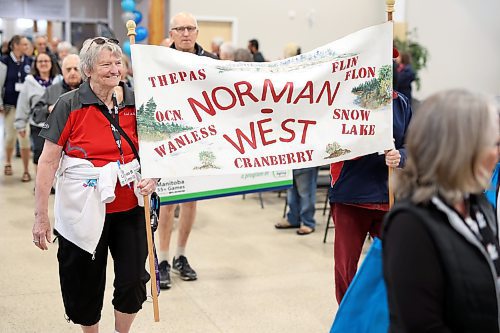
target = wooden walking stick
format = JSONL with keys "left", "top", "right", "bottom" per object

{"left": 127, "top": 19, "right": 160, "bottom": 322}
{"left": 386, "top": 0, "right": 396, "bottom": 208}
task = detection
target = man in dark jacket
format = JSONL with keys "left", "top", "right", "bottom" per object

{"left": 395, "top": 52, "right": 416, "bottom": 104}
{"left": 248, "top": 39, "right": 265, "bottom": 62}
{"left": 1, "top": 35, "right": 33, "bottom": 180}
{"left": 157, "top": 12, "right": 218, "bottom": 291}
{"left": 31, "top": 54, "right": 81, "bottom": 196}
{"left": 329, "top": 91, "right": 412, "bottom": 304}
{"left": 169, "top": 12, "right": 218, "bottom": 59}
{"left": 32, "top": 54, "right": 82, "bottom": 125}
{"left": 329, "top": 49, "right": 413, "bottom": 304}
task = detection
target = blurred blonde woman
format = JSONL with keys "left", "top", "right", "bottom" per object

{"left": 383, "top": 89, "right": 500, "bottom": 332}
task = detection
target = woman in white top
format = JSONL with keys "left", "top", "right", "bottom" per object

{"left": 15, "top": 52, "right": 61, "bottom": 179}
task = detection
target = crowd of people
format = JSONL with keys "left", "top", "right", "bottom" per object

{"left": 0, "top": 11, "right": 282, "bottom": 333}
{"left": 2, "top": 10, "right": 500, "bottom": 333}
{"left": 0, "top": 34, "right": 78, "bottom": 182}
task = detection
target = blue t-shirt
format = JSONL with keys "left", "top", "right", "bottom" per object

{"left": 485, "top": 163, "right": 500, "bottom": 208}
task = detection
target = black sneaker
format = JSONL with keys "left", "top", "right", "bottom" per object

{"left": 172, "top": 255, "right": 197, "bottom": 281}
{"left": 159, "top": 260, "right": 172, "bottom": 289}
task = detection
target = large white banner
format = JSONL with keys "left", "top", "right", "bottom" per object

{"left": 131, "top": 22, "right": 394, "bottom": 179}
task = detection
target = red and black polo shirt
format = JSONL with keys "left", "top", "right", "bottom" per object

{"left": 40, "top": 81, "right": 139, "bottom": 213}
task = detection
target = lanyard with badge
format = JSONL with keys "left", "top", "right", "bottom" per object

{"left": 11, "top": 53, "right": 24, "bottom": 92}
{"left": 464, "top": 197, "right": 500, "bottom": 276}
{"left": 109, "top": 92, "right": 139, "bottom": 187}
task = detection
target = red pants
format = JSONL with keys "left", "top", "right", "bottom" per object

{"left": 331, "top": 203, "right": 387, "bottom": 304}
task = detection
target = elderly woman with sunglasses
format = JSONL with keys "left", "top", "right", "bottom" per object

{"left": 32, "top": 37, "right": 157, "bottom": 333}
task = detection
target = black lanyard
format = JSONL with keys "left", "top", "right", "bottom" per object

{"left": 466, "top": 198, "right": 500, "bottom": 276}
{"left": 97, "top": 90, "right": 141, "bottom": 162}
{"left": 10, "top": 52, "right": 23, "bottom": 83}
{"left": 109, "top": 93, "right": 125, "bottom": 163}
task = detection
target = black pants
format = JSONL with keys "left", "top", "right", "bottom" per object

{"left": 57, "top": 206, "right": 150, "bottom": 326}
{"left": 30, "top": 125, "right": 44, "bottom": 164}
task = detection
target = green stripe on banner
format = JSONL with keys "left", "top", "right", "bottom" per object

{"left": 160, "top": 180, "right": 292, "bottom": 203}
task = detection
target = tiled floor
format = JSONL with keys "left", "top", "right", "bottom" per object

{"left": 0, "top": 114, "right": 338, "bottom": 332}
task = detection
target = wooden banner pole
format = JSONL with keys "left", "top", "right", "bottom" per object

{"left": 386, "top": 0, "right": 395, "bottom": 22}
{"left": 126, "top": 19, "right": 160, "bottom": 322}
{"left": 386, "top": 0, "right": 396, "bottom": 208}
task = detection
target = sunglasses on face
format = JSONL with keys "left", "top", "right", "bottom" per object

{"left": 90, "top": 37, "right": 120, "bottom": 47}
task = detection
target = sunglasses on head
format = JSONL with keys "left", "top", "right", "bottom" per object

{"left": 90, "top": 37, "right": 120, "bottom": 47}
{"left": 150, "top": 192, "right": 160, "bottom": 232}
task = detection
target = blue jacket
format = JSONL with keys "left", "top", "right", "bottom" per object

{"left": 485, "top": 162, "right": 500, "bottom": 208}
{"left": 396, "top": 64, "right": 415, "bottom": 102}
{"left": 329, "top": 93, "right": 412, "bottom": 204}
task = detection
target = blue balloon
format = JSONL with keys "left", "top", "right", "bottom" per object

{"left": 122, "top": 40, "right": 131, "bottom": 56}
{"left": 121, "top": 0, "right": 135, "bottom": 12}
{"left": 136, "top": 26, "right": 148, "bottom": 42}
{"left": 133, "top": 10, "right": 143, "bottom": 24}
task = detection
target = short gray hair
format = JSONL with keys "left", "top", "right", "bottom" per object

{"left": 61, "top": 53, "right": 80, "bottom": 67}
{"left": 234, "top": 48, "right": 253, "bottom": 62}
{"left": 57, "top": 41, "right": 73, "bottom": 52}
{"left": 34, "top": 34, "right": 48, "bottom": 42}
{"left": 395, "top": 89, "right": 499, "bottom": 204}
{"left": 212, "top": 37, "right": 224, "bottom": 47}
{"left": 170, "top": 12, "right": 198, "bottom": 29}
{"left": 219, "top": 42, "right": 235, "bottom": 60}
{"left": 79, "top": 37, "right": 122, "bottom": 81}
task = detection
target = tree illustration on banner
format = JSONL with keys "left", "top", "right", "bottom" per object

{"left": 137, "top": 97, "right": 194, "bottom": 141}
{"left": 351, "top": 64, "right": 392, "bottom": 109}
{"left": 194, "top": 151, "right": 220, "bottom": 170}
{"left": 325, "top": 142, "right": 351, "bottom": 159}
